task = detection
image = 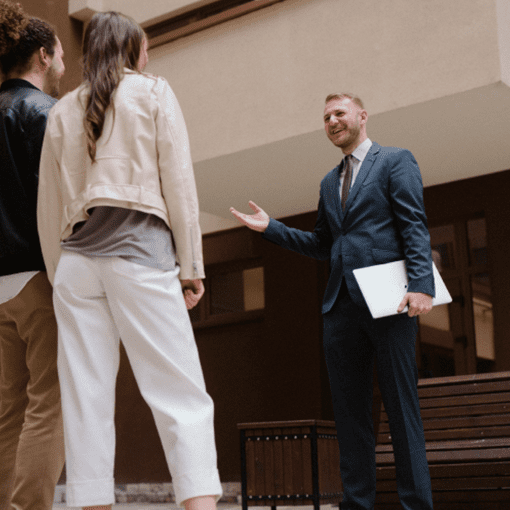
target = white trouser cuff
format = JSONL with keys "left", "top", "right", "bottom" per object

{"left": 174, "top": 468, "right": 223, "bottom": 507}
{"left": 66, "top": 478, "right": 115, "bottom": 507}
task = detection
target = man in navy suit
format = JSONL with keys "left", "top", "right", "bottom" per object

{"left": 230, "top": 93, "right": 435, "bottom": 510}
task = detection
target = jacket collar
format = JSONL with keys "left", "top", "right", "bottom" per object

{"left": 0, "top": 78, "right": 41, "bottom": 93}
{"left": 123, "top": 67, "right": 141, "bottom": 76}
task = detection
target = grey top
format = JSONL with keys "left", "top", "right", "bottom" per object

{"left": 62, "top": 206, "right": 177, "bottom": 271}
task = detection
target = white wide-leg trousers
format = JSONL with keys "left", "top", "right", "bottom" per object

{"left": 53, "top": 252, "right": 222, "bottom": 507}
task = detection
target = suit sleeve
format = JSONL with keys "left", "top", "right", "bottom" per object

{"left": 389, "top": 150, "right": 435, "bottom": 297}
{"left": 37, "top": 112, "right": 63, "bottom": 285}
{"left": 262, "top": 188, "right": 332, "bottom": 261}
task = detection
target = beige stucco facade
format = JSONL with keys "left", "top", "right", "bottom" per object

{"left": 71, "top": 0, "right": 510, "bottom": 232}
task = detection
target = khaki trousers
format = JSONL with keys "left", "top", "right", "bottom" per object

{"left": 0, "top": 272, "right": 65, "bottom": 510}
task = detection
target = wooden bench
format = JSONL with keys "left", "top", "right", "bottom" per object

{"left": 375, "top": 371, "right": 510, "bottom": 510}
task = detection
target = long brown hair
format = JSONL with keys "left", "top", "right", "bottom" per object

{"left": 82, "top": 11, "right": 146, "bottom": 162}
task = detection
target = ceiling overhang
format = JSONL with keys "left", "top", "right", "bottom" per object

{"left": 197, "top": 83, "right": 510, "bottom": 230}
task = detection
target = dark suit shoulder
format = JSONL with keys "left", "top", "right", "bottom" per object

{"left": 370, "top": 144, "right": 419, "bottom": 173}
{"left": 375, "top": 143, "right": 415, "bottom": 159}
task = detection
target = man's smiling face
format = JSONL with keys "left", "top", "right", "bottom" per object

{"left": 323, "top": 97, "right": 367, "bottom": 153}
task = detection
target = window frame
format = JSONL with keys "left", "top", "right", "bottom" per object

{"left": 189, "top": 258, "right": 265, "bottom": 329}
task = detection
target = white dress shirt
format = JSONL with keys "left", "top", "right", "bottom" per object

{"left": 339, "top": 137, "right": 373, "bottom": 198}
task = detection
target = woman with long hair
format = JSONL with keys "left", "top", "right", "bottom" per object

{"left": 37, "top": 11, "right": 222, "bottom": 510}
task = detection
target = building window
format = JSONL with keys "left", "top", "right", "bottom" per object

{"left": 210, "top": 267, "right": 265, "bottom": 315}
{"left": 419, "top": 215, "right": 495, "bottom": 377}
{"left": 189, "top": 264, "right": 265, "bottom": 327}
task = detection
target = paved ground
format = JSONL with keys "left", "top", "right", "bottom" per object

{"left": 53, "top": 505, "right": 245, "bottom": 510}
{"left": 53, "top": 505, "right": 322, "bottom": 510}
{"left": 53, "top": 503, "right": 324, "bottom": 510}
{"left": 53, "top": 506, "right": 183, "bottom": 510}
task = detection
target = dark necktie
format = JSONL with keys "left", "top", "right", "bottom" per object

{"left": 341, "top": 155, "right": 353, "bottom": 210}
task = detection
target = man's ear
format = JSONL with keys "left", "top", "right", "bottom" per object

{"left": 37, "top": 46, "right": 51, "bottom": 69}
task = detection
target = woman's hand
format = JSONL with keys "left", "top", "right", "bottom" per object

{"left": 181, "top": 279, "right": 205, "bottom": 309}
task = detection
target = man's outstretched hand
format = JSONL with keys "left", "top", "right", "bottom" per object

{"left": 230, "top": 201, "right": 270, "bottom": 233}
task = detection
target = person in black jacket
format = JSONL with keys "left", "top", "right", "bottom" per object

{"left": 0, "top": 2, "right": 65, "bottom": 509}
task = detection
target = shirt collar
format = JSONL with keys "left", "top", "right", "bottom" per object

{"left": 350, "top": 138, "right": 373, "bottom": 164}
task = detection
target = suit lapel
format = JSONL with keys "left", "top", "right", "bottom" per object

{"left": 343, "top": 142, "right": 380, "bottom": 216}
{"left": 332, "top": 162, "right": 344, "bottom": 219}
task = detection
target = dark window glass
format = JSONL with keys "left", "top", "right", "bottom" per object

{"left": 209, "top": 267, "right": 265, "bottom": 316}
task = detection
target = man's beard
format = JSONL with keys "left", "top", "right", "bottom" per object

{"left": 44, "top": 64, "right": 60, "bottom": 98}
{"left": 335, "top": 123, "right": 361, "bottom": 150}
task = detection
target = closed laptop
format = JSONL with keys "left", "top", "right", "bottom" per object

{"left": 353, "top": 260, "right": 452, "bottom": 319}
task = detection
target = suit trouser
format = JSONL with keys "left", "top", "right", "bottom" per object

{"left": 53, "top": 252, "right": 222, "bottom": 507}
{"left": 0, "top": 272, "right": 65, "bottom": 510}
{"left": 323, "top": 285, "right": 433, "bottom": 510}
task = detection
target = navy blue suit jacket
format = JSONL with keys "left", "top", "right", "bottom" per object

{"left": 263, "top": 142, "right": 435, "bottom": 314}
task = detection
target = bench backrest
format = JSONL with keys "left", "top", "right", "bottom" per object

{"left": 377, "top": 371, "right": 510, "bottom": 447}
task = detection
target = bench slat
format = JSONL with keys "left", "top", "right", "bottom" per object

{"left": 377, "top": 475, "right": 510, "bottom": 491}
{"left": 378, "top": 425, "right": 510, "bottom": 444}
{"left": 418, "top": 380, "right": 510, "bottom": 399}
{"left": 377, "top": 439, "right": 510, "bottom": 465}
{"left": 377, "top": 437, "right": 510, "bottom": 452}
{"left": 379, "top": 401, "right": 510, "bottom": 423}
{"left": 376, "top": 489, "right": 510, "bottom": 504}
{"left": 421, "top": 402, "right": 510, "bottom": 418}
{"left": 417, "top": 371, "right": 510, "bottom": 388}
{"left": 377, "top": 447, "right": 510, "bottom": 465}
{"left": 379, "top": 413, "right": 510, "bottom": 434}
{"left": 377, "top": 460, "right": 510, "bottom": 480}
{"left": 418, "top": 391, "right": 510, "bottom": 409}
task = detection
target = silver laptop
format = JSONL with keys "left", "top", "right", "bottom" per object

{"left": 352, "top": 260, "right": 452, "bottom": 319}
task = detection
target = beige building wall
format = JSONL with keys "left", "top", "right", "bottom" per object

{"left": 145, "top": 0, "right": 502, "bottom": 161}
{"left": 70, "top": 0, "right": 510, "bottom": 232}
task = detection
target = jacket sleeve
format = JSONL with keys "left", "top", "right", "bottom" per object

{"left": 37, "top": 113, "right": 63, "bottom": 285}
{"left": 154, "top": 77, "right": 204, "bottom": 280}
{"left": 262, "top": 189, "right": 332, "bottom": 261}
{"left": 389, "top": 149, "right": 435, "bottom": 297}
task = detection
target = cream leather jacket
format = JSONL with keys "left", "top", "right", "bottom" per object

{"left": 37, "top": 69, "right": 204, "bottom": 284}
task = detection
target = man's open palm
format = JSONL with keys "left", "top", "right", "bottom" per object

{"left": 230, "top": 201, "right": 270, "bottom": 233}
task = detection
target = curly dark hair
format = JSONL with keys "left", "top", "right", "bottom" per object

{"left": 0, "top": 0, "right": 28, "bottom": 56}
{"left": 0, "top": 1, "right": 57, "bottom": 76}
